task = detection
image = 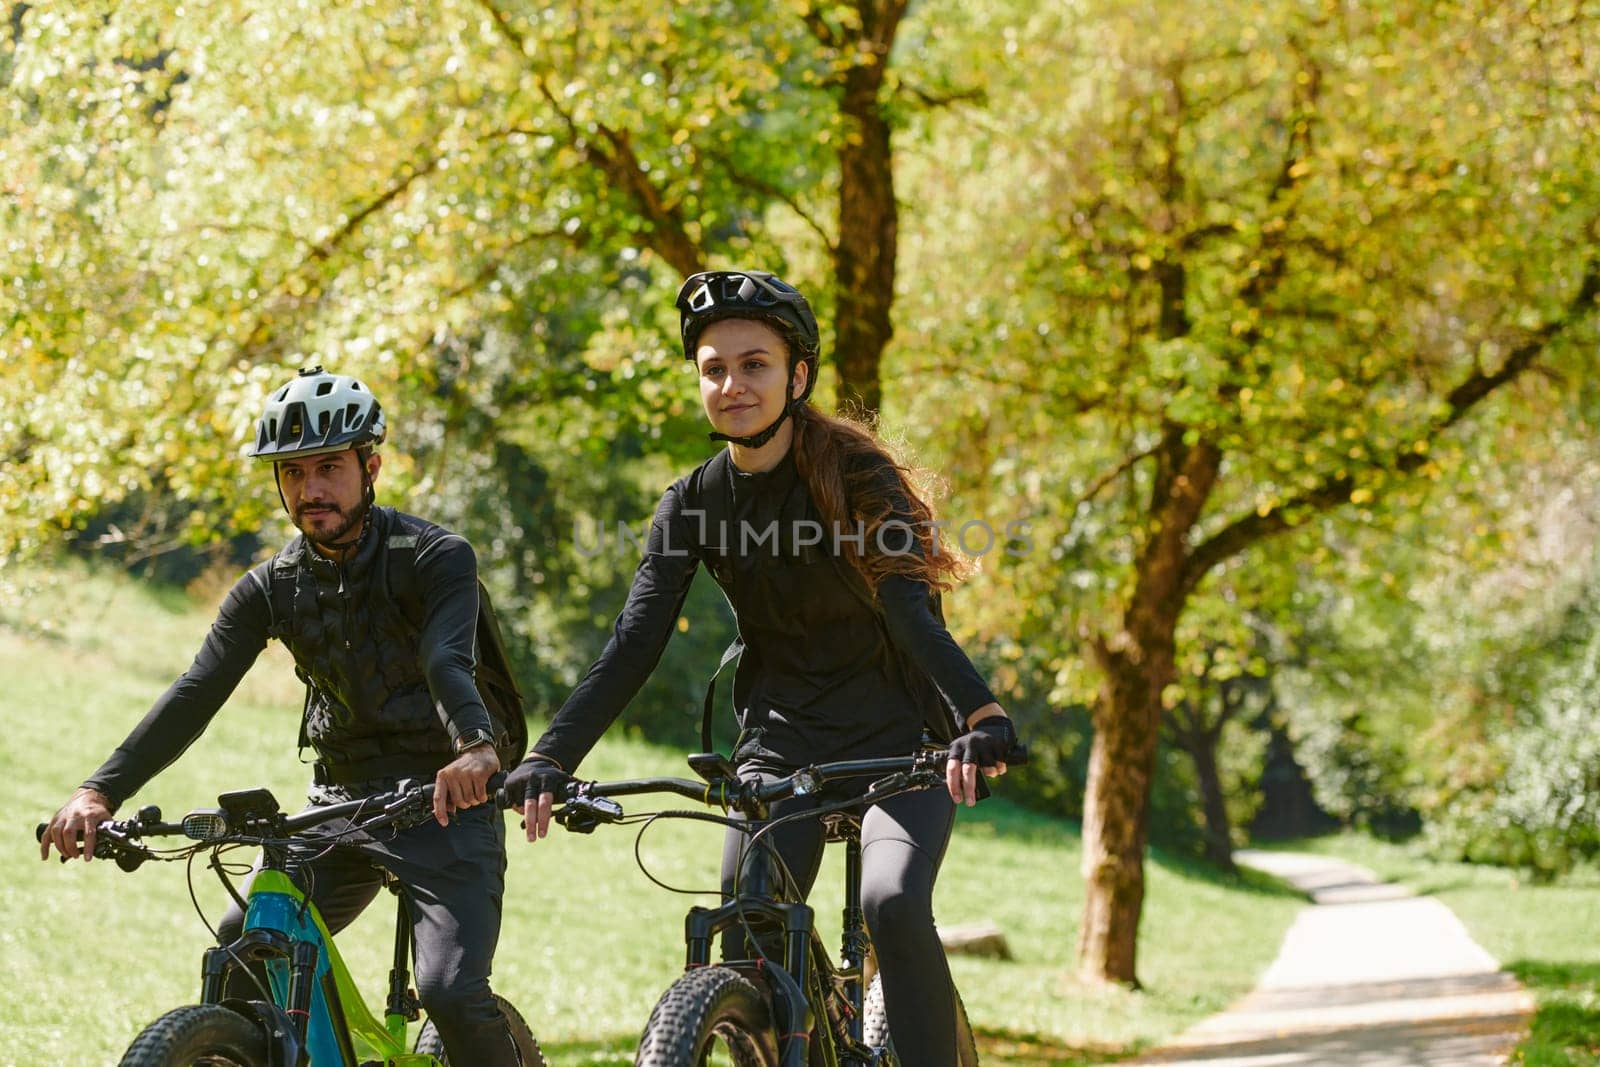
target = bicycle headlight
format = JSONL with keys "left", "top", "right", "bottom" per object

{"left": 183, "top": 808, "right": 230, "bottom": 842}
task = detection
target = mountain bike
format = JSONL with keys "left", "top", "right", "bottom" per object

{"left": 38, "top": 777, "right": 544, "bottom": 1067}
{"left": 552, "top": 747, "right": 1014, "bottom": 1066}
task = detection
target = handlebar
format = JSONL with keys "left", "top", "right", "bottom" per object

{"left": 38, "top": 772, "right": 511, "bottom": 868}
{"left": 552, "top": 743, "right": 1028, "bottom": 832}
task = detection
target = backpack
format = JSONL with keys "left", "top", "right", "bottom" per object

{"left": 263, "top": 520, "right": 529, "bottom": 771}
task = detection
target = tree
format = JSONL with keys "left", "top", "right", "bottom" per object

{"left": 896, "top": 0, "right": 1599, "bottom": 983}
{"left": 1163, "top": 636, "right": 1273, "bottom": 870}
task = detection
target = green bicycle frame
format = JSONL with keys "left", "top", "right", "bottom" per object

{"left": 202, "top": 869, "right": 434, "bottom": 1066}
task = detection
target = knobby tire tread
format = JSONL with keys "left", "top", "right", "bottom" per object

{"left": 411, "top": 993, "right": 547, "bottom": 1066}
{"left": 118, "top": 1004, "right": 267, "bottom": 1067}
{"left": 861, "top": 973, "right": 979, "bottom": 1066}
{"left": 634, "top": 966, "right": 780, "bottom": 1067}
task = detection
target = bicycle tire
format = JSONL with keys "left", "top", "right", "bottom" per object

{"left": 412, "top": 993, "right": 547, "bottom": 1066}
{"left": 861, "top": 973, "right": 979, "bottom": 1066}
{"left": 634, "top": 966, "right": 780, "bottom": 1067}
{"left": 118, "top": 1004, "right": 267, "bottom": 1067}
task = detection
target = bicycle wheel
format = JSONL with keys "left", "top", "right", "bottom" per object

{"left": 634, "top": 966, "right": 780, "bottom": 1067}
{"left": 118, "top": 1004, "right": 266, "bottom": 1067}
{"left": 412, "top": 993, "right": 547, "bottom": 1066}
{"left": 862, "top": 973, "right": 979, "bottom": 1066}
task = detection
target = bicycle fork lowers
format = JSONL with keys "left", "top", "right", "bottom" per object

{"left": 685, "top": 815, "right": 874, "bottom": 1067}
{"left": 199, "top": 860, "right": 425, "bottom": 1066}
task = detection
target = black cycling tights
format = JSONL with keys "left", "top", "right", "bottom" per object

{"left": 720, "top": 773, "right": 959, "bottom": 1066}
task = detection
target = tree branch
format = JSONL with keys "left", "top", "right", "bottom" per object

{"left": 797, "top": 1, "right": 842, "bottom": 49}
{"left": 1179, "top": 253, "right": 1600, "bottom": 596}
{"left": 306, "top": 154, "right": 440, "bottom": 265}
{"left": 896, "top": 79, "right": 986, "bottom": 110}
{"left": 233, "top": 149, "right": 442, "bottom": 360}
{"left": 1074, "top": 446, "right": 1160, "bottom": 512}
{"left": 703, "top": 147, "right": 836, "bottom": 252}
{"left": 441, "top": 225, "right": 575, "bottom": 302}
{"left": 476, "top": 0, "right": 530, "bottom": 57}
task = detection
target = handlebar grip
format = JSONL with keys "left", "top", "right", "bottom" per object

{"left": 36, "top": 823, "right": 92, "bottom": 844}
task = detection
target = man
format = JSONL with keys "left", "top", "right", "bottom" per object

{"left": 40, "top": 366, "right": 520, "bottom": 1064}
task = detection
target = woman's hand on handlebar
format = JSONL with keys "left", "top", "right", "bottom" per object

{"left": 946, "top": 708, "right": 1017, "bottom": 806}
{"left": 40, "top": 787, "right": 115, "bottom": 862}
{"left": 502, "top": 755, "right": 571, "bottom": 843}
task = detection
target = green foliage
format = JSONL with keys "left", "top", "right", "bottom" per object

{"left": 1427, "top": 567, "right": 1600, "bottom": 877}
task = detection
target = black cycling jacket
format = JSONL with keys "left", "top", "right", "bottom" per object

{"left": 82, "top": 507, "right": 494, "bottom": 809}
{"left": 534, "top": 448, "right": 997, "bottom": 772}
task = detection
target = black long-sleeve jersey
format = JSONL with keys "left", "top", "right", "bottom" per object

{"left": 534, "top": 449, "right": 997, "bottom": 773}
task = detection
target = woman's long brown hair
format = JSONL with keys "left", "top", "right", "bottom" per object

{"left": 789, "top": 405, "right": 974, "bottom": 595}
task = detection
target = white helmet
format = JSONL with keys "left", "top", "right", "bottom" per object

{"left": 250, "top": 366, "right": 386, "bottom": 461}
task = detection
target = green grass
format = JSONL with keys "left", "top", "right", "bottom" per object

{"left": 2, "top": 559, "right": 1303, "bottom": 1064}
{"left": 1271, "top": 833, "right": 1600, "bottom": 1066}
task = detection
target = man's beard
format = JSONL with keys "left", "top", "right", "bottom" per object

{"left": 296, "top": 498, "right": 369, "bottom": 547}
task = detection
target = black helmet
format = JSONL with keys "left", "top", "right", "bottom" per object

{"left": 250, "top": 366, "right": 386, "bottom": 461}
{"left": 677, "top": 269, "right": 820, "bottom": 400}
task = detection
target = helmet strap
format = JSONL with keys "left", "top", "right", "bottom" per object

{"left": 706, "top": 359, "right": 807, "bottom": 449}
{"left": 272, "top": 449, "right": 376, "bottom": 552}
{"left": 708, "top": 402, "right": 795, "bottom": 449}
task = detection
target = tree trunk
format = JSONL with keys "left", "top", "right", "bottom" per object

{"left": 1079, "top": 634, "right": 1171, "bottom": 986}
{"left": 1187, "top": 732, "right": 1236, "bottom": 871}
{"left": 828, "top": 1, "right": 905, "bottom": 418}
{"left": 1079, "top": 429, "right": 1221, "bottom": 985}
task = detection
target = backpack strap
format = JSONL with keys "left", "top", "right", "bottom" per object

{"left": 689, "top": 449, "right": 744, "bottom": 756}
{"left": 384, "top": 520, "right": 426, "bottom": 630}
{"left": 701, "top": 636, "right": 744, "bottom": 754}
{"left": 257, "top": 540, "right": 316, "bottom": 758}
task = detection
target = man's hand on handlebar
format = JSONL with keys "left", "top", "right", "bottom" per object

{"left": 946, "top": 708, "right": 1017, "bottom": 807}
{"left": 40, "top": 787, "right": 115, "bottom": 862}
{"left": 432, "top": 745, "right": 501, "bottom": 826}
{"left": 503, "top": 755, "right": 570, "bottom": 843}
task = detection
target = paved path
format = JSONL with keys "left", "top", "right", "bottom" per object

{"left": 1129, "top": 850, "right": 1534, "bottom": 1066}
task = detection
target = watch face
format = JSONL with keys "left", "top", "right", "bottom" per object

{"left": 457, "top": 730, "right": 494, "bottom": 752}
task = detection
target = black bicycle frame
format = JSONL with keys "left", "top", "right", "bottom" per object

{"left": 684, "top": 822, "right": 877, "bottom": 1067}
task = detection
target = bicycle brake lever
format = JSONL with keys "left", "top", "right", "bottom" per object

{"left": 554, "top": 796, "right": 624, "bottom": 834}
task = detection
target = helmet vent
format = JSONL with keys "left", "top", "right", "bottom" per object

{"left": 347, "top": 403, "right": 363, "bottom": 427}
{"left": 286, "top": 415, "right": 302, "bottom": 438}
{"left": 315, "top": 380, "right": 335, "bottom": 396}
{"left": 316, "top": 411, "right": 330, "bottom": 433}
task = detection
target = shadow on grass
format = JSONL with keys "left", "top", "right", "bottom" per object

{"left": 1504, "top": 959, "right": 1600, "bottom": 1064}
{"left": 974, "top": 1026, "right": 1133, "bottom": 1066}
{"left": 538, "top": 1036, "right": 636, "bottom": 1065}
{"left": 544, "top": 1028, "right": 1133, "bottom": 1066}
{"left": 959, "top": 801, "right": 1303, "bottom": 901}
{"left": 1146, "top": 844, "right": 1307, "bottom": 901}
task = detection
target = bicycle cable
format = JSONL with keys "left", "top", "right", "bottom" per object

{"left": 188, "top": 843, "right": 277, "bottom": 1005}
{"left": 726, "top": 773, "right": 941, "bottom": 969}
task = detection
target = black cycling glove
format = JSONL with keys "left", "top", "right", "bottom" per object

{"left": 948, "top": 715, "right": 1018, "bottom": 769}
{"left": 502, "top": 756, "right": 571, "bottom": 807}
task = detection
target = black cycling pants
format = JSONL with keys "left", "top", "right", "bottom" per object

{"left": 720, "top": 774, "right": 959, "bottom": 1067}
{"left": 216, "top": 802, "right": 518, "bottom": 1066}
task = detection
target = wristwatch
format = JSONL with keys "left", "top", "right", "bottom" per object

{"left": 454, "top": 728, "right": 497, "bottom": 755}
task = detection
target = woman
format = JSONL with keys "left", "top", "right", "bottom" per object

{"left": 507, "top": 269, "right": 1019, "bottom": 1064}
